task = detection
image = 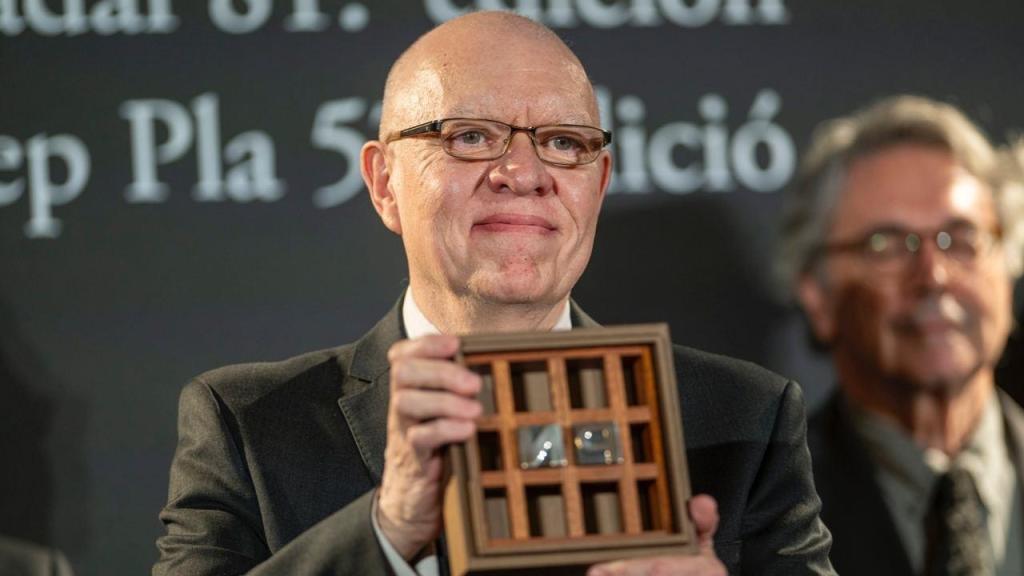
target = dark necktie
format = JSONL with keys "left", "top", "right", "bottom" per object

{"left": 923, "top": 467, "right": 991, "bottom": 576}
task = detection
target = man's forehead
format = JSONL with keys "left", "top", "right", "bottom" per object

{"left": 833, "top": 146, "right": 998, "bottom": 233}
{"left": 428, "top": 58, "right": 595, "bottom": 121}
{"left": 381, "top": 14, "right": 599, "bottom": 135}
{"left": 392, "top": 67, "right": 445, "bottom": 118}
{"left": 441, "top": 95, "right": 596, "bottom": 126}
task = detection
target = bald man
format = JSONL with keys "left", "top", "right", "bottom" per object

{"left": 154, "top": 12, "right": 833, "bottom": 576}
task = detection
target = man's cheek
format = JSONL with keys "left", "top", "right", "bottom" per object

{"left": 834, "top": 284, "right": 889, "bottom": 359}
{"left": 972, "top": 295, "right": 1011, "bottom": 363}
{"left": 943, "top": 284, "right": 991, "bottom": 339}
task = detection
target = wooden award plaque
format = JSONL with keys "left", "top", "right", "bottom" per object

{"left": 441, "top": 324, "right": 697, "bottom": 576}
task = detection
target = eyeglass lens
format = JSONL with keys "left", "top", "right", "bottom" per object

{"left": 439, "top": 119, "right": 605, "bottom": 165}
{"left": 865, "top": 226, "right": 989, "bottom": 268}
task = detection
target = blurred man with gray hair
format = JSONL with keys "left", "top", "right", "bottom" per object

{"left": 780, "top": 95, "right": 1024, "bottom": 575}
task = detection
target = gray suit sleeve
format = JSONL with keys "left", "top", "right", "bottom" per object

{"left": 740, "top": 381, "right": 835, "bottom": 576}
{"left": 153, "top": 379, "right": 391, "bottom": 576}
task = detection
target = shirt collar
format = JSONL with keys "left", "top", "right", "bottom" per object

{"left": 957, "top": 393, "right": 1013, "bottom": 519}
{"left": 401, "top": 288, "right": 572, "bottom": 339}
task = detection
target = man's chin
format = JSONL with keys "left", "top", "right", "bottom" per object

{"left": 478, "top": 285, "right": 552, "bottom": 306}
{"left": 887, "top": 330, "right": 983, "bottom": 379}
{"left": 889, "top": 356, "right": 984, "bottom": 397}
{"left": 468, "top": 272, "right": 563, "bottom": 307}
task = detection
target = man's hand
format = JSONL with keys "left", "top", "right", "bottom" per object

{"left": 376, "top": 334, "right": 482, "bottom": 560}
{"left": 587, "top": 495, "right": 727, "bottom": 576}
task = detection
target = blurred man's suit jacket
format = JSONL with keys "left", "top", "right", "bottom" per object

{"left": 808, "top": 390, "right": 1024, "bottom": 575}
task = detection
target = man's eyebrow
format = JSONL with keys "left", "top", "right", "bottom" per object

{"left": 851, "top": 223, "right": 909, "bottom": 237}
{"left": 856, "top": 217, "right": 983, "bottom": 236}
{"left": 436, "top": 114, "right": 597, "bottom": 126}
{"left": 941, "top": 216, "right": 982, "bottom": 229}
{"left": 437, "top": 105, "right": 596, "bottom": 126}
{"left": 440, "top": 104, "right": 495, "bottom": 119}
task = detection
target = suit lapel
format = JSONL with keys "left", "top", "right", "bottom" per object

{"left": 337, "top": 376, "right": 389, "bottom": 483}
{"left": 812, "top": 393, "right": 914, "bottom": 574}
{"left": 999, "top": 390, "right": 1024, "bottom": 544}
{"left": 570, "top": 299, "right": 600, "bottom": 328}
{"left": 337, "top": 299, "right": 406, "bottom": 484}
{"left": 999, "top": 390, "right": 1024, "bottom": 476}
{"left": 999, "top": 390, "right": 1024, "bottom": 564}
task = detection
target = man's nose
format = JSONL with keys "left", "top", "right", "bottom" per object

{"left": 907, "top": 241, "right": 951, "bottom": 291}
{"left": 488, "top": 132, "right": 554, "bottom": 196}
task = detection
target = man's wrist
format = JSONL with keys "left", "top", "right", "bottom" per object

{"left": 376, "top": 491, "right": 429, "bottom": 561}
{"left": 371, "top": 489, "right": 440, "bottom": 576}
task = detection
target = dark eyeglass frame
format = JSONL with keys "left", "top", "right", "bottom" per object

{"left": 387, "top": 117, "right": 613, "bottom": 167}
{"left": 813, "top": 222, "right": 1001, "bottom": 273}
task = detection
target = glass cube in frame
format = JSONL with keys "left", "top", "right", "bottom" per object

{"left": 572, "top": 422, "right": 623, "bottom": 465}
{"left": 517, "top": 424, "right": 567, "bottom": 469}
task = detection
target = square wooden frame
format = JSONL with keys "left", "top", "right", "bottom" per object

{"left": 442, "top": 324, "right": 697, "bottom": 575}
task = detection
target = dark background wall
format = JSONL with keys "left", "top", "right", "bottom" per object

{"left": 1, "top": 1, "right": 1022, "bottom": 574}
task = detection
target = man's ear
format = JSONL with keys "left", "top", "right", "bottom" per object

{"left": 361, "top": 140, "right": 402, "bottom": 235}
{"left": 596, "top": 149, "right": 612, "bottom": 203}
{"left": 797, "top": 273, "right": 835, "bottom": 344}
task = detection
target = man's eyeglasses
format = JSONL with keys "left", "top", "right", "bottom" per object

{"left": 816, "top": 222, "right": 1000, "bottom": 274}
{"left": 387, "top": 118, "right": 612, "bottom": 167}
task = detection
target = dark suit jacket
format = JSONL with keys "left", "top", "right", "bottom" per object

{"left": 154, "top": 300, "right": 833, "bottom": 575}
{"left": 808, "top": 389, "right": 1024, "bottom": 575}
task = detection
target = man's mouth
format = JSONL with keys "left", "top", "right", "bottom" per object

{"left": 473, "top": 213, "right": 557, "bottom": 234}
{"left": 894, "top": 295, "right": 970, "bottom": 335}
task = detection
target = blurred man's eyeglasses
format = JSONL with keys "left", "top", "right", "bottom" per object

{"left": 816, "top": 222, "right": 1001, "bottom": 274}
{"left": 387, "top": 118, "right": 612, "bottom": 167}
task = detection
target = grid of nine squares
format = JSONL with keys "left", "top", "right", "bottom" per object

{"left": 462, "top": 345, "right": 673, "bottom": 549}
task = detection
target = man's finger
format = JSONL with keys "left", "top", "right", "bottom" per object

{"left": 587, "top": 497, "right": 724, "bottom": 576}
{"left": 688, "top": 494, "right": 720, "bottom": 553}
{"left": 390, "top": 356, "right": 481, "bottom": 396}
{"left": 587, "top": 555, "right": 726, "bottom": 576}
{"left": 392, "top": 388, "right": 482, "bottom": 422}
{"left": 406, "top": 418, "right": 476, "bottom": 453}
